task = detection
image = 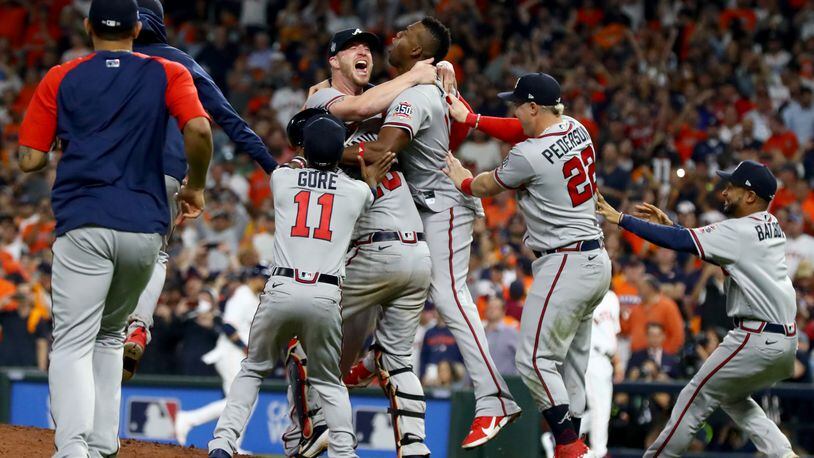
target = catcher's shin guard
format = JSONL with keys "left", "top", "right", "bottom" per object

{"left": 285, "top": 339, "right": 318, "bottom": 440}
{"left": 373, "top": 346, "right": 429, "bottom": 457}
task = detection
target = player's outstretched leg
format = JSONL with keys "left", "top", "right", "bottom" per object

{"left": 720, "top": 397, "right": 794, "bottom": 456}
{"left": 421, "top": 207, "right": 521, "bottom": 449}
{"left": 645, "top": 328, "right": 796, "bottom": 457}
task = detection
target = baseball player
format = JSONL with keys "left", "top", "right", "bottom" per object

{"left": 173, "top": 264, "right": 270, "bottom": 448}
{"left": 208, "top": 113, "right": 393, "bottom": 458}
{"left": 121, "top": 0, "right": 277, "bottom": 381}
{"left": 17, "top": 0, "right": 212, "bottom": 455}
{"left": 342, "top": 18, "right": 523, "bottom": 448}
{"left": 282, "top": 28, "right": 436, "bottom": 458}
{"left": 443, "top": 73, "right": 612, "bottom": 458}
{"left": 597, "top": 160, "right": 798, "bottom": 457}
{"left": 580, "top": 290, "right": 620, "bottom": 457}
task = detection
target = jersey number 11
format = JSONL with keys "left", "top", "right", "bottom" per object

{"left": 291, "top": 191, "right": 334, "bottom": 241}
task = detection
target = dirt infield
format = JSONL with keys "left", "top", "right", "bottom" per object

{"left": 0, "top": 424, "right": 256, "bottom": 457}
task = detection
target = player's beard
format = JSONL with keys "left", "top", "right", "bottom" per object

{"left": 722, "top": 196, "right": 740, "bottom": 215}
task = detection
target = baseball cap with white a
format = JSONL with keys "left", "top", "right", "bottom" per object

{"left": 498, "top": 72, "right": 561, "bottom": 106}
{"left": 89, "top": 0, "right": 139, "bottom": 34}
{"left": 328, "top": 28, "right": 380, "bottom": 57}
{"left": 716, "top": 160, "right": 778, "bottom": 202}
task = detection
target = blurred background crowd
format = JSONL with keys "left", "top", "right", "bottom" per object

{"left": 2, "top": 0, "right": 814, "bottom": 453}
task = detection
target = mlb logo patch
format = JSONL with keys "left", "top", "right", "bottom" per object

{"left": 125, "top": 397, "right": 180, "bottom": 440}
{"left": 354, "top": 406, "right": 395, "bottom": 451}
{"left": 106, "top": 59, "right": 120, "bottom": 68}
{"left": 393, "top": 102, "right": 413, "bottom": 119}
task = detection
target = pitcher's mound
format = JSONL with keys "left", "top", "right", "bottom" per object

{"left": 0, "top": 424, "right": 254, "bottom": 457}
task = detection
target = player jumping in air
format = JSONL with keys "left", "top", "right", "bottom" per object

{"left": 444, "top": 72, "right": 611, "bottom": 458}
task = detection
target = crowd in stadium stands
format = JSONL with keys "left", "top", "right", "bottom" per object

{"left": 2, "top": 0, "right": 814, "bottom": 452}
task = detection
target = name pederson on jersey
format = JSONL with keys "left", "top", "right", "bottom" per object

{"left": 493, "top": 115, "right": 603, "bottom": 251}
{"left": 383, "top": 84, "right": 483, "bottom": 215}
{"left": 270, "top": 166, "right": 373, "bottom": 278}
{"left": 305, "top": 87, "right": 423, "bottom": 239}
{"left": 689, "top": 211, "right": 796, "bottom": 324}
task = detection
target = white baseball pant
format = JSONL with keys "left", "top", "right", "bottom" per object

{"left": 645, "top": 326, "right": 796, "bottom": 457}
{"left": 420, "top": 205, "right": 521, "bottom": 417}
{"left": 50, "top": 228, "right": 161, "bottom": 457}
{"left": 515, "top": 249, "right": 612, "bottom": 416}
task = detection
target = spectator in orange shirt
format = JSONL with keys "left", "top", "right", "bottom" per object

{"left": 614, "top": 258, "right": 644, "bottom": 316}
{"left": 769, "top": 164, "right": 802, "bottom": 213}
{"left": 483, "top": 192, "right": 517, "bottom": 230}
{"left": 621, "top": 275, "right": 685, "bottom": 355}
{"left": 763, "top": 114, "right": 800, "bottom": 160}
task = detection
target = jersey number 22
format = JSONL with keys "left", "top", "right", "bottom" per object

{"left": 562, "top": 145, "right": 597, "bottom": 207}
{"left": 291, "top": 191, "right": 334, "bottom": 241}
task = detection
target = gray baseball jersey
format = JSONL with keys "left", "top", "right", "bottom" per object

{"left": 494, "top": 115, "right": 602, "bottom": 251}
{"left": 383, "top": 84, "right": 483, "bottom": 215}
{"left": 305, "top": 88, "right": 423, "bottom": 237}
{"left": 271, "top": 166, "right": 373, "bottom": 277}
{"left": 211, "top": 166, "right": 372, "bottom": 457}
{"left": 689, "top": 211, "right": 796, "bottom": 324}
{"left": 384, "top": 84, "right": 519, "bottom": 418}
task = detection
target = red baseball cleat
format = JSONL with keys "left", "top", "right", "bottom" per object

{"left": 460, "top": 413, "right": 519, "bottom": 449}
{"left": 342, "top": 359, "right": 375, "bottom": 388}
{"left": 555, "top": 438, "right": 595, "bottom": 458}
{"left": 122, "top": 325, "right": 148, "bottom": 381}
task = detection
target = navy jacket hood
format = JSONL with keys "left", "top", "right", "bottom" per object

{"left": 136, "top": 7, "right": 168, "bottom": 45}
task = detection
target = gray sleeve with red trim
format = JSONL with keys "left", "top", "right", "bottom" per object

{"left": 382, "top": 87, "right": 429, "bottom": 139}
{"left": 493, "top": 145, "right": 535, "bottom": 189}
{"left": 304, "top": 87, "right": 347, "bottom": 111}
{"left": 689, "top": 220, "right": 741, "bottom": 264}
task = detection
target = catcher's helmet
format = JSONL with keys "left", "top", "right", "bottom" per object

{"left": 302, "top": 112, "right": 347, "bottom": 170}
{"left": 286, "top": 107, "right": 329, "bottom": 148}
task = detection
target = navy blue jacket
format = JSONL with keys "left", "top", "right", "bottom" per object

{"left": 135, "top": 8, "right": 276, "bottom": 180}
{"left": 19, "top": 51, "right": 210, "bottom": 235}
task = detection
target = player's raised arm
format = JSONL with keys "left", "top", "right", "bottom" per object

{"left": 596, "top": 193, "right": 701, "bottom": 256}
{"left": 191, "top": 63, "right": 276, "bottom": 173}
{"left": 329, "top": 58, "right": 437, "bottom": 122}
{"left": 447, "top": 94, "right": 528, "bottom": 144}
{"left": 161, "top": 59, "right": 213, "bottom": 218}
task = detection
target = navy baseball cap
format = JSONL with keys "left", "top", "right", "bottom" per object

{"left": 329, "top": 28, "right": 380, "bottom": 56}
{"left": 89, "top": 0, "right": 139, "bottom": 34}
{"left": 716, "top": 160, "right": 777, "bottom": 202}
{"left": 303, "top": 113, "right": 347, "bottom": 168}
{"left": 498, "top": 73, "right": 561, "bottom": 106}
{"left": 287, "top": 108, "right": 329, "bottom": 148}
